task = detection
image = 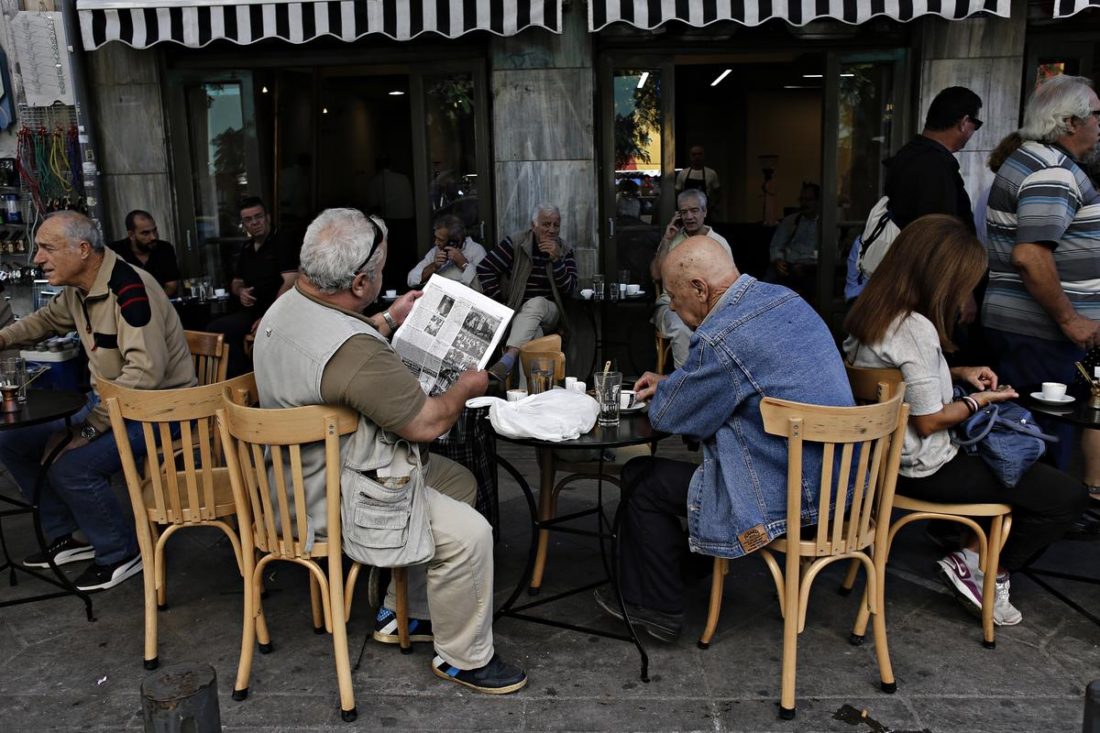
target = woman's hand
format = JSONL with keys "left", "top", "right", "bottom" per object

{"left": 950, "top": 365, "right": 999, "bottom": 392}
{"left": 975, "top": 384, "right": 1018, "bottom": 407}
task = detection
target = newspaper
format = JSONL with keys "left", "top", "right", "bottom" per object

{"left": 391, "top": 275, "right": 514, "bottom": 396}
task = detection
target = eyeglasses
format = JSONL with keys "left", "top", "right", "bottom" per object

{"left": 241, "top": 213, "right": 267, "bottom": 224}
{"left": 968, "top": 116, "right": 984, "bottom": 131}
{"left": 352, "top": 215, "right": 384, "bottom": 277}
{"left": 677, "top": 207, "right": 703, "bottom": 217}
{"left": 1090, "top": 110, "right": 1100, "bottom": 120}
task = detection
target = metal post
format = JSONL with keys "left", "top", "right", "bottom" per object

{"left": 141, "top": 663, "right": 222, "bottom": 733}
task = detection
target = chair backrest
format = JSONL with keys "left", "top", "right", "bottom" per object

{"left": 100, "top": 372, "right": 259, "bottom": 528}
{"left": 186, "top": 330, "right": 230, "bottom": 386}
{"left": 760, "top": 391, "right": 908, "bottom": 557}
{"left": 217, "top": 399, "right": 359, "bottom": 559}
{"left": 519, "top": 333, "right": 566, "bottom": 384}
{"left": 845, "top": 364, "right": 904, "bottom": 404}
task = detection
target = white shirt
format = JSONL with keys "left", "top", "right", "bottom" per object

{"left": 407, "top": 237, "right": 487, "bottom": 288}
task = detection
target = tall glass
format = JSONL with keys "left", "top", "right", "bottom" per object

{"left": 528, "top": 357, "right": 554, "bottom": 395}
{"left": 0, "top": 357, "right": 26, "bottom": 403}
{"left": 591, "top": 274, "right": 605, "bottom": 301}
{"left": 595, "top": 371, "right": 623, "bottom": 427}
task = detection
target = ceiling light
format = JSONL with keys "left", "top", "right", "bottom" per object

{"left": 636, "top": 72, "right": 649, "bottom": 89}
{"left": 261, "top": 86, "right": 269, "bottom": 94}
{"left": 840, "top": 73, "right": 855, "bottom": 78}
{"left": 711, "top": 69, "right": 732, "bottom": 87}
{"left": 322, "top": 107, "right": 329, "bottom": 114}
{"left": 389, "top": 90, "right": 405, "bottom": 96}
{"left": 802, "top": 74, "right": 823, "bottom": 78}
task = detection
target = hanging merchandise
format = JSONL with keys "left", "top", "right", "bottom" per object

{"left": 16, "top": 120, "right": 86, "bottom": 219}
{"left": 0, "top": 48, "right": 14, "bottom": 131}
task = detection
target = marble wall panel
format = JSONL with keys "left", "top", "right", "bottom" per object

{"left": 491, "top": 5, "right": 591, "bottom": 71}
{"left": 88, "top": 43, "right": 158, "bottom": 87}
{"left": 492, "top": 68, "right": 593, "bottom": 162}
{"left": 101, "top": 173, "right": 176, "bottom": 248}
{"left": 920, "top": 4, "right": 1026, "bottom": 61}
{"left": 921, "top": 57, "right": 1023, "bottom": 153}
{"left": 494, "top": 159, "right": 597, "bottom": 251}
{"left": 94, "top": 83, "right": 168, "bottom": 175}
{"left": 957, "top": 150, "right": 995, "bottom": 213}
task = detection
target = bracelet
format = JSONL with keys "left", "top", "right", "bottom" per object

{"left": 963, "top": 396, "right": 979, "bottom": 415}
{"left": 382, "top": 310, "right": 398, "bottom": 333}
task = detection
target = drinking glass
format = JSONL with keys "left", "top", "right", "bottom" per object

{"left": 608, "top": 282, "right": 620, "bottom": 301}
{"left": 618, "top": 269, "right": 631, "bottom": 294}
{"left": 594, "top": 371, "right": 622, "bottom": 427}
{"left": 528, "top": 357, "right": 555, "bottom": 395}
{"left": 591, "top": 274, "right": 605, "bottom": 301}
{"left": 0, "top": 356, "right": 27, "bottom": 403}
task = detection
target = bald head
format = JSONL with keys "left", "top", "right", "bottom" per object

{"left": 662, "top": 236, "right": 739, "bottom": 329}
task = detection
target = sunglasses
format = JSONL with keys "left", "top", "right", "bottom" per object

{"left": 352, "top": 215, "right": 384, "bottom": 277}
{"left": 968, "top": 115, "right": 984, "bottom": 131}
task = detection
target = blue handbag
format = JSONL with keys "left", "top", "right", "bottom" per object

{"left": 951, "top": 388, "right": 1058, "bottom": 488}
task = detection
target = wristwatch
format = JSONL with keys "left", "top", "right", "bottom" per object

{"left": 79, "top": 423, "right": 100, "bottom": 442}
{"left": 382, "top": 310, "right": 398, "bottom": 333}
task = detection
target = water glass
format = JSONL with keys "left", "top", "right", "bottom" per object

{"left": 528, "top": 357, "right": 555, "bottom": 395}
{"left": 595, "top": 371, "right": 622, "bottom": 427}
{"left": 618, "top": 269, "right": 631, "bottom": 290}
{"left": 608, "top": 282, "right": 620, "bottom": 302}
{"left": 0, "top": 356, "right": 27, "bottom": 403}
{"left": 591, "top": 274, "right": 605, "bottom": 301}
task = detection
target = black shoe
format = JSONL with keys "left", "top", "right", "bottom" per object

{"left": 1064, "top": 515, "right": 1100, "bottom": 541}
{"left": 432, "top": 653, "right": 527, "bottom": 694}
{"left": 73, "top": 554, "right": 143, "bottom": 591}
{"left": 373, "top": 607, "right": 434, "bottom": 644}
{"left": 593, "top": 586, "right": 683, "bottom": 642}
{"left": 24, "top": 534, "right": 95, "bottom": 568}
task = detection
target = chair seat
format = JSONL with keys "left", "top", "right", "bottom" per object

{"left": 142, "top": 466, "right": 237, "bottom": 523}
{"left": 767, "top": 519, "right": 876, "bottom": 557}
{"left": 893, "top": 494, "right": 1012, "bottom": 517}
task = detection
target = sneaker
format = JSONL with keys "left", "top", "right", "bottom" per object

{"left": 936, "top": 550, "right": 983, "bottom": 612}
{"left": 992, "top": 573, "right": 1023, "bottom": 627}
{"left": 432, "top": 653, "right": 527, "bottom": 694}
{"left": 372, "top": 607, "right": 434, "bottom": 644}
{"left": 73, "top": 554, "right": 142, "bottom": 591}
{"left": 593, "top": 586, "right": 683, "bottom": 643}
{"left": 24, "top": 534, "right": 95, "bottom": 568}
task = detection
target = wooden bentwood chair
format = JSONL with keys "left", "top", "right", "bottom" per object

{"left": 840, "top": 365, "right": 1013, "bottom": 649}
{"left": 184, "top": 330, "right": 230, "bottom": 386}
{"left": 696, "top": 391, "right": 908, "bottom": 720}
{"left": 99, "top": 372, "right": 261, "bottom": 671}
{"left": 217, "top": 400, "right": 410, "bottom": 723}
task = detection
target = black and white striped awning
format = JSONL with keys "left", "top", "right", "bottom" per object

{"left": 589, "top": 0, "right": 1009, "bottom": 31}
{"left": 77, "top": 0, "right": 561, "bottom": 49}
{"left": 1053, "top": 0, "right": 1100, "bottom": 17}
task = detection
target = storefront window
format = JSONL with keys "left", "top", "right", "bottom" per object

{"left": 185, "top": 82, "right": 250, "bottom": 242}
{"left": 425, "top": 74, "right": 481, "bottom": 241}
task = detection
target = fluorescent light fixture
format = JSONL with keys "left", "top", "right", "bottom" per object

{"left": 840, "top": 73, "right": 855, "bottom": 78}
{"left": 783, "top": 85, "right": 814, "bottom": 89}
{"left": 637, "top": 72, "right": 649, "bottom": 89}
{"left": 388, "top": 90, "right": 405, "bottom": 96}
{"left": 802, "top": 74, "right": 823, "bottom": 78}
{"left": 711, "top": 69, "right": 732, "bottom": 87}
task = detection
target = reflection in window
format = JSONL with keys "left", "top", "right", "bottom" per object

{"left": 836, "top": 64, "right": 891, "bottom": 225}
{"left": 426, "top": 75, "right": 480, "bottom": 241}
{"left": 187, "top": 83, "right": 247, "bottom": 241}
{"left": 614, "top": 70, "right": 661, "bottom": 225}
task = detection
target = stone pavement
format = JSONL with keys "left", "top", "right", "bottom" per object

{"left": 0, "top": 440, "right": 1098, "bottom": 732}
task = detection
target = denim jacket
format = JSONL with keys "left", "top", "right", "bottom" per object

{"left": 648, "top": 275, "right": 853, "bottom": 559}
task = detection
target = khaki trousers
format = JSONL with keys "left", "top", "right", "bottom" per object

{"left": 505, "top": 296, "right": 559, "bottom": 350}
{"left": 382, "top": 454, "right": 495, "bottom": 669}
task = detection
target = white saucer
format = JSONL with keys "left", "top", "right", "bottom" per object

{"left": 382, "top": 295, "right": 399, "bottom": 302}
{"left": 621, "top": 401, "right": 647, "bottom": 413}
{"left": 1030, "top": 392, "right": 1075, "bottom": 406}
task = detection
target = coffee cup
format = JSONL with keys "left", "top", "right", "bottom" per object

{"left": 572, "top": 380, "right": 586, "bottom": 394}
{"left": 580, "top": 288, "right": 594, "bottom": 300}
{"left": 620, "top": 389, "right": 637, "bottom": 410}
{"left": 565, "top": 376, "right": 577, "bottom": 390}
{"left": 626, "top": 284, "right": 641, "bottom": 296}
{"left": 506, "top": 389, "right": 527, "bottom": 402}
{"left": 385, "top": 289, "right": 397, "bottom": 298}
{"left": 214, "top": 288, "right": 227, "bottom": 298}
{"left": 1041, "top": 382, "right": 1067, "bottom": 400}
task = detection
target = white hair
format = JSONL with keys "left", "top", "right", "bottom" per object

{"left": 530, "top": 203, "right": 560, "bottom": 225}
{"left": 1020, "top": 75, "right": 1095, "bottom": 144}
{"left": 677, "top": 189, "right": 707, "bottom": 209}
{"left": 300, "top": 208, "right": 383, "bottom": 293}
{"left": 43, "top": 210, "right": 104, "bottom": 252}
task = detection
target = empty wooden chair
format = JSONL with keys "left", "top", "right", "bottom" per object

{"left": 697, "top": 391, "right": 908, "bottom": 720}
{"left": 100, "top": 371, "right": 260, "bottom": 671}
{"left": 185, "top": 330, "right": 230, "bottom": 386}
{"left": 841, "top": 365, "right": 1012, "bottom": 649}
{"left": 217, "top": 399, "right": 410, "bottom": 722}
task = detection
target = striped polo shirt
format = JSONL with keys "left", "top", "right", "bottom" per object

{"left": 983, "top": 141, "right": 1100, "bottom": 341}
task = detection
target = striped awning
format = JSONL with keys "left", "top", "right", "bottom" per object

{"left": 76, "top": 0, "right": 561, "bottom": 50}
{"left": 1053, "top": 0, "right": 1100, "bottom": 17}
{"left": 589, "top": 0, "right": 1010, "bottom": 31}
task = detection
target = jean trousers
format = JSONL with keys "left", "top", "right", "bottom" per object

{"left": 0, "top": 393, "right": 142, "bottom": 565}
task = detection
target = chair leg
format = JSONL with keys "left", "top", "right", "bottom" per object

{"left": 394, "top": 567, "right": 412, "bottom": 654}
{"left": 655, "top": 334, "right": 665, "bottom": 374}
{"left": 530, "top": 449, "right": 557, "bottom": 594}
{"left": 778, "top": 563, "right": 800, "bottom": 720}
{"left": 309, "top": 572, "right": 325, "bottom": 634}
{"left": 869, "top": 553, "right": 896, "bottom": 693}
{"left": 327, "top": 553, "right": 357, "bottom": 722}
{"left": 980, "top": 515, "right": 1004, "bottom": 649}
{"left": 344, "top": 563, "right": 362, "bottom": 623}
{"left": 838, "top": 557, "right": 860, "bottom": 596}
{"left": 697, "top": 558, "right": 728, "bottom": 649}
{"left": 234, "top": 559, "right": 265, "bottom": 700}
{"left": 141, "top": 548, "right": 159, "bottom": 670}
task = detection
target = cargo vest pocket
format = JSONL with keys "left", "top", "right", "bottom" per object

{"left": 348, "top": 471, "right": 411, "bottom": 550}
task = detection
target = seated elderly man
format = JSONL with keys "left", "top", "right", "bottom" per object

{"left": 651, "top": 190, "right": 731, "bottom": 370}
{"left": 407, "top": 214, "right": 487, "bottom": 289}
{"left": 595, "top": 236, "right": 853, "bottom": 640}
{"left": 254, "top": 208, "right": 526, "bottom": 694}
{"left": 0, "top": 211, "right": 195, "bottom": 591}
{"left": 476, "top": 204, "right": 577, "bottom": 382}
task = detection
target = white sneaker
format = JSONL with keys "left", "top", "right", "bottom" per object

{"left": 936, "top": 550, "right": 983, "bottom": 611}
{"left": 992, "top": 574, "right": 1023, "bottom": 626}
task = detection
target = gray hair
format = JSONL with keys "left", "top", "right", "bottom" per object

{"left": 677, "top": 189, "right": 707, "bottom": 209}
{"left": 43, "top": 210, "right": 104, "bottom": 252}
{"left": 300, "top": 208, "right": 384, "bottom": 293}
{"left": 530, "top": 203, "right": 560, "bottom": 225}
{"left": 1020, "top": 75, "right": 1095, "bottom": 144}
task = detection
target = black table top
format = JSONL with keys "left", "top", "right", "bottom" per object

{"left": 492, "top": 409, "right": 667, "bottom": 450}
{"left": 0, "top": 389, "right": 85, "bottom": 431}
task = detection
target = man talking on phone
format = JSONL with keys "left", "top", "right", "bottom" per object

{"left": 651, "top": 190, "right": 731, "bottom": 370}
{"left": 408, "top": 214, "right": 487, "bottom": 288}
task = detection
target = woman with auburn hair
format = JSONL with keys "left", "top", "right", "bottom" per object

{"left": 844, "top": 214, "right": 1085, "bottom": 627}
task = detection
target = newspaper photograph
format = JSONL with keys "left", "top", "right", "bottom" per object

{"left": 391, "top": 275, "right": 514, "bottom": 395}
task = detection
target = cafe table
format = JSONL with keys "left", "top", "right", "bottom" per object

{"left": 0, "top": 388, "right": 94, "bottom": 619}
{"left": 490, "top": 407, "right": 667, "bottom": 682}
{"left": 1020, "top": 386, "right": 1100, "bottom": 626}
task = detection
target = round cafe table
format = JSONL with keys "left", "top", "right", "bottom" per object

{"left": 0, "top": 388, "right": 94, "bottom": 619}
{"left": 490, "top": 407, "right": 667, "bottom": 682}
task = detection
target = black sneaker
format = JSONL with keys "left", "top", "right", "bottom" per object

{"left": 24, "top": 534, "right": 95, "bottom": 568}
{"left": 594, "top": 586, "right": 683, "bottom": 642}
{"left": 73, "top": 554, "right": 143, "bottom": 591}
{"left": 432, "top": 653, "right": 528, "bottom": 694}
{"left": 373, "top": 607, "right": 434, "bottom": 644}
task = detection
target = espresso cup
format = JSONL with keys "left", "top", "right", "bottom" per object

{"left": 1041, "top": 382, "right": 1067, "bottom": 400}
{"left": 506, "top": 389, "right": 527, "bottom": 402}
{"left": 626, "top": 284, "right": 641, "bottom": 296}
{"left": 620, "top": 389, "right": 637, "bottom": 410}
{"left": 564, "top": 376, "right": 577, "bottom": 390}
{"left": 580, "top": 288, "right": 594, "bottom": 299}
{"left": 385, "top": 289, "right": 397, "bottom": 298}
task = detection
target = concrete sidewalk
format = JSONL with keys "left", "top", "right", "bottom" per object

{"left": 0, "top": 441, "right": 1097, "bottom": 732}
